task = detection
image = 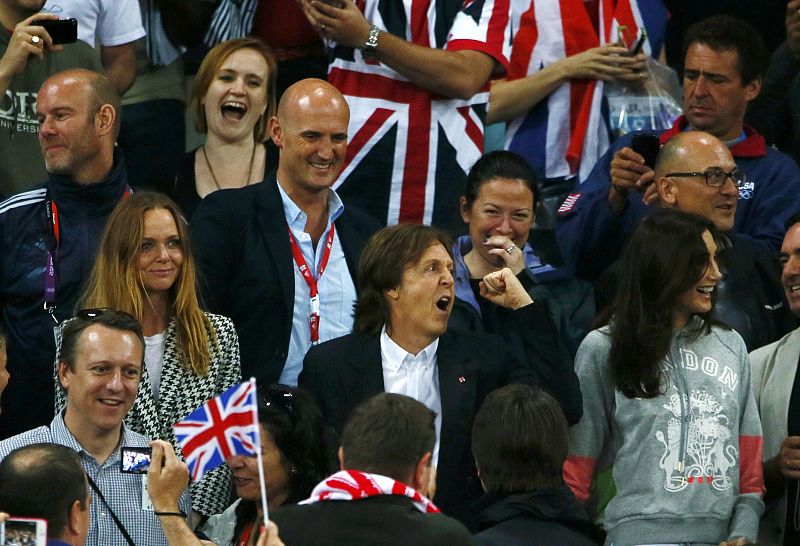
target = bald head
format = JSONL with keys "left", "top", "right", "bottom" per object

{"left": 40, "top": 69, "right": 121, "bottom": 138}
{"left": 270, "top": 78, "right": 350, "bottom": 198}
{"left": 655, "top": 131, "right": 739, "bottom": 232}
{"left": 654, "top": 132, "right": 730, "bottom": 179}
{"left": 276, "top": 78, "right": 349, "bottom": 128}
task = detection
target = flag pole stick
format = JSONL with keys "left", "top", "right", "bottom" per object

{"left": 250, "top": 377, "right": 270, "bottom": 523}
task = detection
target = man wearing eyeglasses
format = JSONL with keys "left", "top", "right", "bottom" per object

{"left": 556, "top": 15, "right": 800, "bottom": 287}
{"left": 595, "top": 131, "right": 794, "bottom": 351}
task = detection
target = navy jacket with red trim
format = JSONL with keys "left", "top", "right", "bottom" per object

{"left": 555, "top": 117, "right": 800, "bottom": 282}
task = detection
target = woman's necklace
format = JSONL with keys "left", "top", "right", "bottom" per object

{"left": 201, "top": 142, "right": 257, "bottom": 190}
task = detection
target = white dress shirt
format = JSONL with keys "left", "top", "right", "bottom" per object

{"left": 380, "top": 327, "right": 442, "bottom": 466}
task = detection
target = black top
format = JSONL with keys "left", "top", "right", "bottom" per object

{"left": 165, "top": 142, "right": 278, "bottom": 220}
{"left": 471, "top": 487, "right": 597, "bottom": 546}
{"left": 272, "top": 494, "right": 478, "bottom": 546}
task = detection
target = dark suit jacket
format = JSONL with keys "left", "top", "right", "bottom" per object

{"left": 299, "top": 327, "right": 580, "bottom": 522}
{"left": 190, "top": 171, "right": 377, "bottom": 383}
{"left": 272, "top": 495, "right": 478, "bottom": 546}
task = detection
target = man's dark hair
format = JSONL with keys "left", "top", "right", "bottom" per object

{"left": 464, "top": 151, "right": 540, "bottom": 208}
{"left": 786, "top": 212, "right": 800, "bottom": 231}
{"left": 353, "top": 224, "right": 453, "bottom": 336}
{"left": 472, "top": 384, "right": 567, "bottom": 492}
{"left": 340, "top": 393, "right": 436, "bottom": 481}
{"left": 683, "top": 15, "right": 767, "bottom": 84}
{"left": 59, "top": 308, "right": 144, "bottom": 371}
{"left": 0, "top": 444, "right": 88, "bottom": 538}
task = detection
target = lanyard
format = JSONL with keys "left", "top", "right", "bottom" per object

{"left": 43, "top": 186, "right": 132, "bottom": 323}
{"left": 287, "top": 223, "right": 336, "bottom": 344}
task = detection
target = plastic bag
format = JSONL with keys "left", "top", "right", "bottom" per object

{"left": 605, "top": 57, "right": 683, "bottom": 138}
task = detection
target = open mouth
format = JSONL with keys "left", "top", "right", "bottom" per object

{"left": 696, "top": 286, "right": 715, "bottom": 296}
{"left": 221, "top": 101, "right": 247, "bottom": 120}
{"left": 788, "top": 284, "right": 800, "bottom": 293}
{"left": 435, "top": 295, "right": 451, "bottom": 311}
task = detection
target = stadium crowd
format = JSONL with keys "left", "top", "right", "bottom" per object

{"left": 1, "top": 0, "right": 800, "bottom": 545}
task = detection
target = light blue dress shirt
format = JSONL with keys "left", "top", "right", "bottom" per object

{"left": 276, "top": 182, "right": 357, "bottom": 386}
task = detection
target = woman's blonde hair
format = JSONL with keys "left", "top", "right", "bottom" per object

{"left": 81, "top": 191, "right": 215, "bottom": 376}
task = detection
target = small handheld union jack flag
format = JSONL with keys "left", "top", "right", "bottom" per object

{"left": 174, "top": 380, "right": 259, "bottom": 482}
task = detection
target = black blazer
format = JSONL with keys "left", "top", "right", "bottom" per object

{"left": 190, "top": 171, "right": 377, "bottom": 384}
{"left": 299, "top": 328, "right": 576, "bottom": 522}
{"left": 272, "top": 495, "right": 478, "bottom": 546}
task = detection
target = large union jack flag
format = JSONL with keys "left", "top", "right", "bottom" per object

{"left": 326, "top": 0, "right": 511, "bottom": 227}
{"left": 174, "top": 381, "right": 258, "bottom": 482}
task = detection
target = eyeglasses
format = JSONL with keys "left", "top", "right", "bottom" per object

{"left": 664, "top": 170, "right": 746, "bottom": 188}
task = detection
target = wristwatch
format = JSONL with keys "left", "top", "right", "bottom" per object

{"left": 362, "top": 25, "right": 380, "bottom": 59}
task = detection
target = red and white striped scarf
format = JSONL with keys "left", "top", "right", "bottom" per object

{"left": 300, "top": 470, "right": 440, "bottom": 514}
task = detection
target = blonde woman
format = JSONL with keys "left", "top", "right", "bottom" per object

{"left": 55, "top": 191, "right": 242, "bottom": 518}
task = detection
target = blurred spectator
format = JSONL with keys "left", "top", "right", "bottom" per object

{"left": 746, "top": 0, "right": 800, "bottom": 164}
{"left": 557, "top": 15, "right": 800, "bottom": 281}
{"left": 300, "top": 224, "right": 580, "bottom": 522}
{"left": 470, "top": 384, "right": 595, "bottom": 545}
{"left": 0, "top": 443, "right": 90, "bottom": 546}
{"left": 297, "top": 0, "right": 510, "bottom": 228}
{"left": 0, "top": 69, "right": 129, "bottom": 439}
{"left": 200, "top": 385, "right": 332, "bottom": 545}
{"left": 451, "top": 151, "right": 594, "bottom": 357}
{"left": 273, "top": 393, "right": 478, "bottom": 546}
{"left": 117, "top": 0, "right": 187, "bottom": 189}
{"left": 750, "top": 213, "right": 800, "bottom": 545}
{"left": 163, "top": 37, "right": 277, "bottom": 219}
{"left": 251, "top": 0, "right": 326, "bottom": 100}
{"left": 0, "top": 0, "right": 101, "bottom": 196}
{"left": 662, "top": 0, "right": 786, "bottom": 75}
{"left": 493, "top": 0, "right": 662, "bottom": 184}
{"left": 191, "top": 79, "right": 376, "bottom": 387}
{"left": 42, "top": 0, "right": 144, "bottom": 93}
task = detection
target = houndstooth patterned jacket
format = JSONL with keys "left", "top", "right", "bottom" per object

{"left": 55, "top": 312, "right": 242, "bottom": 516}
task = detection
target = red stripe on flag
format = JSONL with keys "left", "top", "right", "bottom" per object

{"left": 342, "top": 108, "right": 394, "bottom": 172}
{"left": 484, "top": 0, "right": 511, "bottom": 73}
{"left": 411, "top": 0, "right": 432, "bottom": 47}
{"left": 739, "top": 435, "right": 765, "bottom": 495}
{"left": 614, "top": 0, "right": 638, "bottom": 47}
{"left": 563, "top": 455, "right": 597, "bottom": 502}
{"left": 398, "top": 95, "right": 431, "bottom": 223}
{"left": 457, "top": 106, "right": 483, "bottom": 150}
{"left": 508, "top": 4, "right": 537, "bottom": 80}
{"left": 181, "top": 401, "right": 253, "bottom": 459}
{"left": 565, "top": 80, "right": 596, "bottom": 173}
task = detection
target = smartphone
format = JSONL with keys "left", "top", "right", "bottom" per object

{"left": 0, "top": 518, "right": 47, "bottom": 546}
{"left": 629, "top": 32, "right": 646, "bottom": 56}
{"left": 33, "top": 18, "right": 78, "bottom": 45}
{"left": 120, "top": 446, "right": 152, "bottom": 474}
{"left": 631, "top": 134, "right": 660, "bottom": 170}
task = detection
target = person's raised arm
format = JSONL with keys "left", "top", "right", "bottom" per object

{"left": 488, "top": 45, "right": 646, "bottom": 124}
{"left": 298, "top": 0, "right": 496, "bottom": 99}
{"left": 100, "top": 43, "right": 136, "bottom": 94}
{"left": 0, "top": 13, "right": 61, "bottom": 97}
